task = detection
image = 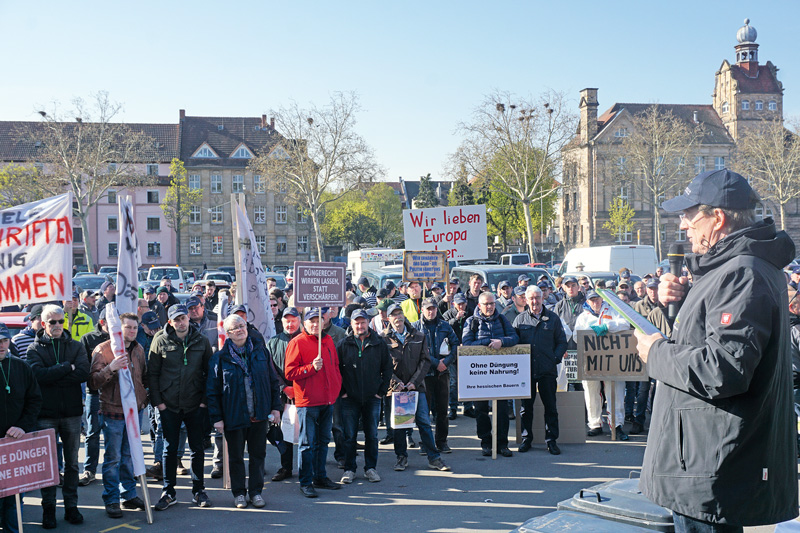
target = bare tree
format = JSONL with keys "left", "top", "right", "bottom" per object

{"left": 162, "top": 159, "right": 203, "bottom": 264}
{"left": 248, "top": 92, "right": 382, "bottom": 261}
{"left": 16, "top": 92, "right": 155, "bottom": 271}
{"left": 732, "top": 117, "right": 800, "bottom": 230}
{"left": 608, "top": 105, "right": 704, "bottom": 259}
{"left": 453, "top": 90, "right": 576, "bottom": 261}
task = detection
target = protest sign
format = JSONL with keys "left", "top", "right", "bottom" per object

{"left": 403, "top": 250, "right": 448, "bottom": 283}
{"left": 0, "top": 193, "right": 72, "bottom": 307}
{"left": 391, "top": 391, "right": 418, "bottom": 429}
{"left": 403, "top": 204, "right": 488, "bottom": 261}
{"left": 563, "top": 350, "right": 580, "bottom": 383}
{"left": 114, "top": 195, "right": 141, "bottom": 316}
{"left": 293, "top": 261, "right": 347, "bottom": 307}
{"left": 576, "top": 330, "right": 647, "bottom": 381}
{"left": 457, "top": 345, "right": 531, "bottom": 401}
{"left": 0, "top": 429, "right": 59, "bottom": 498}
{"left": 235, "top": 201, "right": 276, "bottom": 340}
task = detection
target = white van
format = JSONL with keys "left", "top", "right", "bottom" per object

{"left": 348, "top": 249, "right": 404, "bottom": 282}
{"left": 558, "top": 246, "right": 658, "bottom": 278}
{"left": 147, "top": 266, "right": 189, "bottom": 292}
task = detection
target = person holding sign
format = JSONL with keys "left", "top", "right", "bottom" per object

{"left": 0, "top": 323, "right": 42, "bottom": 533}
{"left": 513, "top": 286, "right": 568, "bottom": 455}
{"left": 572, "top": 291, "right": 630, "bottom": 440}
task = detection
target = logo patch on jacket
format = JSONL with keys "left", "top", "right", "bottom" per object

{"left": 721, "top": 313, "right": 732, "bottom": 325}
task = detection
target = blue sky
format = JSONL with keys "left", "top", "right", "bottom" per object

{"left": 2, "top": 1, "right": 796, "bottom": 182}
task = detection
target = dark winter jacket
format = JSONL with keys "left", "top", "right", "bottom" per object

{"left": 512, "top": 308, "right": 568, "bottom": 378}
{"left": 413, "top": 317, "right": 459, "bottom": 376}
{"left": 381, "top": 325, "right": 429, "bottom": 393}
{"left": 337, "top": 329, "right": 393, "bottom": 403}
{"left": 640, "top": 219, "right": 798, "bottom": 526}
{"left": 462, "top": 307, "right": 518, "bottom": 347}
{"left": 148, "top": 299, "right": 168, "bottom": 327}
{"left": 0, "top": 355, "right": 42, "bottom": 435}
{"left": 27, "top": 329, "right": 90, "bottom": 419}
{"left": 442, "top": 308, "right": 468, "bottom": 341}
{"left": 207, "top": 336, "right": 282, "bottom": 431}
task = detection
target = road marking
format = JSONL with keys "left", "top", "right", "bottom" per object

{"left": 100, "top": 521, "right": 141, "bottom": 532}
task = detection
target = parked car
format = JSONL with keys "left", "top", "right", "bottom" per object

{"left": 265, "top": 273, "right": 288, "bottom": 290}
{"left": 218, "top": 266, "right": 237, "bottom": 281}
{"left": 202, "top": 271, "right": 234, "bottom": 284}
{"left": 499, "top": 253, "right": 531, "bottom": 265}
{"left": 185, "top": 271, "right": 196, "bottom": 285}
{"left": 271, "top": 265, "right": 290, "bottom": 276}
{"left": 147, "top": 266, "right": 189, "bottom": 292}
{"left": 360, "top": 266, "right": 403, "bottom": 293}
{"left": 450, "top": 265, "right": 554, "bottom": 293}
{"left": 562, "top": 271, "right": 619, "bottom": 287}
{"left": 558, "top": 245, "right": 658, "bottom": 278}
{"left": 0, "top": 312, "right": 28, "bottom": 340}
{"left": 192, "top": 279, "right": 232, "bottom": 295}
{"left": 72, "top": 275, "right": 113, "bottom": 293}
{"left": 98, "top": 266, "right": 117, "bottom": 275}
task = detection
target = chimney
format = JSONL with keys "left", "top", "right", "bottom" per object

{"left": 579, "top": 88, "right": 599, "bottom": 145}
{"left": 693, "top": 110, "right": 699, "bottom": 123}
{"left": 270, "top": 117, "right": 275, "bottom": 130}
{"left": 179, "top": 109, "right": 186, "bottom": 121}
{"left": 261, "top": 114, "right": 267, "bottom": 128}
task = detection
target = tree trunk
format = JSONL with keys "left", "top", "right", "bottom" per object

{"left": 176, "top": 185, "right": 181, "bottom": 264}
{"left": 780, "top": 203, "right": 786, "bottom": 231}
{"left": 79, "top": 211, "right": 95, "bottom": 273}
{"left": 652, "top": 196, "right": 662, "bottom": 260}
{"left": 311, "top": 210, "right": 326, "bottom": 262}
{"left": 521, "top": 201, "right": 537, "bottom": 262}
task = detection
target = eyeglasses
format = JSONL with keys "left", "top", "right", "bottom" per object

{"left": 679, "top": 209, "right": 708, "bottom": 229}
{"left": 271, "top": 304, "right": 278, "bottom": 308}
{"left": 47, "top": 319, "right": 65, "bottom": 325}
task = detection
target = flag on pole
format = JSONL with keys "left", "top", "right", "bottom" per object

{"left": 115, "top": 195, "right": 141, "bottom": 316}
{"left": 216, "top": 291, "right": 229, "bottom": 350}
{"left": 234, "top": 201, "right": 276, "bottom": 340}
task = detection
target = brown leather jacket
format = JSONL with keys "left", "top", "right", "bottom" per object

{"left": 89, "top": 339, "right": 149, "bottom": 415}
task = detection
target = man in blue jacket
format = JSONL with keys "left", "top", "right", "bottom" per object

{"left": 414, "top": 298, "right": 459, "bottom": 453}
{"left": 462, "top": 292, "right": 518, "bottom": 457}
{"left": 513, "top": 286, "right": 568, "bottom": 455}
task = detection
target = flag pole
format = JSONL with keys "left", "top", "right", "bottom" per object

{"left": 15, "top": 493, "right": 23, "bottom": 532}
{"left": 138, "top": 474, "right": 153, "bottom": 524}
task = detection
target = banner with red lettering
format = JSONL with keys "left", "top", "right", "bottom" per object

{"left": 402, "top": 204, "right": 488, "bottom": 261}
{"left": 0, "top": 193, "right": 72, "bottom": 307}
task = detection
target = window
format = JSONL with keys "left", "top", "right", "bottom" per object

{"left": 108, "top": 242, "right": 118, "bottom": 257}
{"left": 147, "top": 242, "right": 161, "bottom": 257}
{"left": 676, "top": 228, "right": 686, "bottom": 242}
{"left": 190, "top": 206, "right": 201, "bottom": 224}
{"left": 276, "top": 236, "right": 287, "bottom": 255}
{"left": 755, "top": 203, "right": 774, "bottom": 221}
{"left": 146, "top": 164, "right": 159, "bottom": 177}
{"left": 714, "top": 156, "right": 725, "bottom": 171}
{"left": 108, "top": 190, "right": 117, "bottom": 204}
{"left": 742, "top": 100, "right": 750, "bottom": 110}
{"left": 297, "top": 235, "right": 308, "bottom": 254}
{"left": 278, "top": 180, "right": 287, "bottom": 193}
{"left": 660, "top": 224, "right": 666, "bottom": 243}
{"left": 210, "top": 206, "right": 223, "bottom": 224}
{"left": 254, "top": 175, "right": 265, "bottom": 193}
{"left": 212, "top": 236, "right": 223, "bottom": 255}
{"left": 614, "top": 128, "right": 629, "bottom": 138}
{"left": 721, "top": 101, "right": 729, "bottom": 114}
{"left": 254, "top": 206, "right": 266, "bottom": 224}
{"left": 620, "top": 228, "right": 632, "bottom": 243}
{"left": 619, "top": 184, "right": 629, "bottom": 201}
{"left": 147, "top": 190, "right": 159, "bottom": 204}
{"left": 146, "top": 217, "right": 160, "bottom": 231}
{"left": 572, "top": 192, "right": 577, "bottom": 210}
{"left": 564, "top": 195, "right": 570, "bottom": 211}
{"left": 297, "top": 206, "right": 307, "bottom": 223}
{"left": 211, "top": 175, "right": 222, "bottom": 193}
{"left": 194, "top": 146, "right": 217, "bottom": 158}
{"left": 189, "top": 174, "right": 201, "bottom": 190}
{"left": 231, "top": 146, "right": 252, "bottom": 159}
{"left": 255, "top": 235, "right": 266, "bottom": 254}
{"left": 190, "top": 236, "right": 201, "bottom": 255}
{"left": 616, "top": 157, "right": 626, "bottom": 172}
{"left": 232, "top": 175, "right": 244, "bottom": 193}
{"left": 107, "top": 216, "right": 118, "bottom": 231}
{"left": 695, "top": 156, "right": 705, "bottom": 175}
{"left": 768, "top": 100, "right": 777, "bottom": 111}
{"left": 73, "top": 227, "right": 83, "bottom": 243}
{"left": 755, "top": 100, "right": 763, "bottom": 110}
{"left": 275, "top": 205, "right": 287, "bottom": 224}
{"left": 108, "top": 163, "right": 117, "bottom": 173}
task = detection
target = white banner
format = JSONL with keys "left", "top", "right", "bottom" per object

{"left": 402, "top": 204, "right": 488, "bottom": 261}
{"left": 234, "top": 201, "right": 276, "bottom": 340}
{"left": 216, "top": 291, "right": 229, "bottom": 350}
{"left": 105, "top": 304, "right": 146, "bottom": 477}
{"left": 0, "top": 193, "right": 73, "bottom": 307}
{"left": 115, "top": 195, "right": 141, "bottom": 316}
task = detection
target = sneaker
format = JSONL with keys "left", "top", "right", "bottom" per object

{"left": 481, "top": 447, "right": 492, "bottom": 457}
{"left": 379, "top": 435, "right": 394, "bottom": 445}
{"left": 624, "top": 414, "right": 635, "bottom": 424}
{"left": 64, "top": 507, "right": 83, "bottom": 525}
{"left": 234, "top": 495, "right": 247, "bottom": 509}
{"left": 42, "top": 504, "right": 56, "bottom": 529}
{"left": 105, "top": 503, "right": 123, "bottom": 519}
{"left": 177, "top": 460, "right": 189, "bottom": 475}
{"left": 78, "top": 471, "right": 95, "bottom": 486}
{"left": 419, "top": 447, "right": 427, "bottom": 456}
{"left": 312, "top": 477, "right": 341, "bottom": 490}
{"left": 587, "top": 427, "right": 603, "bottom": 437}
{"left": 407, "top": 435, "right": 416, "bottom": 448}
{"left": 428, "top": 458, "right": 451, "bottom": 471}
{"left": 146, "top": 462, "right": 163, "bottom": 480}
{"left": 547, "top": 441, "right": 562, "bottom": 455}
{"left": 518, "top": 440, "right": 532, "bottom": 453}
{"left": 300, "top": 485, "right": 318, "bottom": 498}
{"left": 57, "top": 472, "right": 64, "bottom": 488}
{"left": 615, "top": 426, "right": 629, "bottom": 441}
{"left": 448, "top": 409, "right": 457, "bottom": 420}
{"left": 210, "top": 465, "right": 222, "bottom": 479}
{"left": 438, "top": 444, "right": 452, "bottom": 454}
{"left": 192, "top": 490, "right": 212, "bottom": 507}
{"left": 364, "top": 468, "right": 381, "bottom": 483}
{"left": 121, "top": 497, "right": 146, "bottom": 510}
{"left": 250, "top": 494, "right": 266, "bottom": 508}
{"left": 154, "top": 493, "right": 177, "bottom": 511}
{"left": 463, "top": 407, "right": 476, "bottom": 418}
{"left": 340, "top": 470, "right": 355, "bottom": 484}
{"left": 394, "top": 456, "right": 408, "bottom": 471}
{"left": 336, "top": 459, "right": 346, "bottom": 469}
{"left": 630, "top": 422, "right": 644, "bottom": 435}
{"left": 271, "top": 467, "right": 292, "bottom": 482}
{"left": 499, "top": 447, "right": 513, "bottom": 458}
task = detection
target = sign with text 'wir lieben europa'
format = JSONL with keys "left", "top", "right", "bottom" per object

{"left": 403, "top": 205, "right": 488, "bottom": 261}
{"left": 293, "top": 261, "right": 347, "bottom": 307}
{"left": 576, "top": 330, "right": 648, "bottom": 381}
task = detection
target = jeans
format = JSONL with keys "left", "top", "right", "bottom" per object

{"left": 101, "top": 413, "right": 142, "bottom": 505}
{"left": 0, "top": 496, "right": 19, "bottom": 533}
{"left": 673, "top": 512, "right": 743, "bottom": 533}
{"left": 224, "top": 421, "right": 267, "bottom": 498}
{"left": 448, "top": 362, "right": 458, "bottom": 410}
{"left": 152, "top": 407, "right": 187, "bottom": 463}
{"left": 424, "top": 372, "right": 450, "bottom": 447}
{"left": 297, "top": 404, "right": 333, "bottom": 486}
{"left": 83, "top": 392, "right": 102, "bottom": 474}
{"left": 331, "top": 399, "right": 345, "bottom": 462}
{"left": 340, "top": 396, "right": 381, "bottom": 472}
{"left": 159, "top": 407, "right": 206, "bottom": 497}
{"left": 393, "top": 392, "right": 440, "bottom": 461}
{"left": 521, "top": 375, "right": 559, "bottom": 443}
{"left": 475, "top": 399, "right": 509, "bottom": 449}
{"left": 39, "top": 416, "right": 81, "bottom": 509}
{"left": 625, "top": 380, "right": 652, "bottom": 424}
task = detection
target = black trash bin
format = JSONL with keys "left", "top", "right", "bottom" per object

{"left": 513, "top": 510, "right": 655, "bottom": 532}
{"left": 556, "top": 478, "right": 674, "bottom": 532}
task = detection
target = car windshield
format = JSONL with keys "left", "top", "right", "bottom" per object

{"left": 149, "top": 268, "right": 180, "bottom": 280}
{"left": 483, "top": 270, "right": 551, "bottom": 291}
{"left": 72, "top": 276, "right": 107, "bottom": 291}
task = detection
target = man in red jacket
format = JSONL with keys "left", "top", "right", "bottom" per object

{"left": 284, "top": 308, "right": 343, "bottom": 499}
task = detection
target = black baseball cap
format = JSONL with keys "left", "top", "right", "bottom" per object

{"left": 661, "top": 169, "right": 759, "bottom": 212}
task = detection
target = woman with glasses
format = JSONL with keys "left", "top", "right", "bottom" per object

{"left": 207, "top": 314, "right": 282, "bottom": 510}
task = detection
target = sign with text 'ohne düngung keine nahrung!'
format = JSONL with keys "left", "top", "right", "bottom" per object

{"left": 576, "top": 330, "right": 648, "bottom": 381}
{"left": 457, "top": 345, "right": 531, "bottom": 401}
{"left": 293, "top": 261, "right": 347, "bottom": 307}
{"left": 403, "top": 205, "right": 488, "bottom": 261}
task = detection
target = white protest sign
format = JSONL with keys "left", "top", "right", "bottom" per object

{"left": 457, "top": 345, "right": 531, "bottom": 401}
{"left": 115, "top": 195, "right": 141, "bottom": 316}
{"left": 403, "top": 204, "right": 488, "bottom": 261}
{"left": 0, "top": 193, "right": 73, "bottom": 307}
{"left": 235, "top": 201, "right": 276, "bottom": 340}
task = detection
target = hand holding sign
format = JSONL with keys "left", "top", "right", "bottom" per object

{"left": 109, "top": 355, "right": 128, "bottom": 372}
{"left": 313, "top": 354, "right": 323, "bottom": 371}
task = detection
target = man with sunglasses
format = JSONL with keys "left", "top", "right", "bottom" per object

{"left": 27, "top": 305, "right": 90, "bottom": 528}
{"left": 634, "top": 169, "right": 798, "bottom": 531}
